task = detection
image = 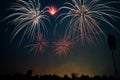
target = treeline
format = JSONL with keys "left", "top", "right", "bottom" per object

{"left": 0, "top": 70, "right": 119, "bottom": 80}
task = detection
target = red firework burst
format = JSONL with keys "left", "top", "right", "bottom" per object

{"left": 54, "top": 36, "right": 73, "bottom": 56}
{"left": 48, "top": 6, "right": 57, "bottom": 16}
{"left": 26, "top": 34, "right": 48, "bottom": 53}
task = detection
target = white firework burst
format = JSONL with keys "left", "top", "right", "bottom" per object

{"left": 3, "top": 0, "right": 50, "bottom": 44}
{"left": 57, "top": 0, "right": 120, "bottom": 44}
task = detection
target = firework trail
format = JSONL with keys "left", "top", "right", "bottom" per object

{"left": 25, "top": 34, "right": 48, "bottom": 53}
{"left": 57, "top": 0, "right": 120, "bottom": 44}
{"left": 3, "top": 0, "right": 50, "bottom": 44}
{"left": 54, "top": 36, "right": 73, "bottom": 56}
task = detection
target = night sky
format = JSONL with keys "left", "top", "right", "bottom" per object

{"left": 0, "top": 0, "right": 120, "bottom": 77}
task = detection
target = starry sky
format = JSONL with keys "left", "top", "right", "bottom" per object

{"left": 0, "top": 0, "right": 120, "bottom": 77}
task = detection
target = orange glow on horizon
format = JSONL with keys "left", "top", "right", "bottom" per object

{"left": 32, "top": 63, "right": 95, "bottom": 77}
{"left": 48, "top": 6, "right": 57, "bottom": 15}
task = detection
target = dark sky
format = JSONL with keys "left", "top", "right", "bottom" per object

{"left": 0, "top": 0, "right": 120, "bottom": 77}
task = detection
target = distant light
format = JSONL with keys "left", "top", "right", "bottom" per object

{"left": 48, "top": 6, "right": 57, "bottom": 16}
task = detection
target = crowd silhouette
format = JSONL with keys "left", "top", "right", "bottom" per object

{"left": 0, "top": 70, "right": 119, "bottom": 80}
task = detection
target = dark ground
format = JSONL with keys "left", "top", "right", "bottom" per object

{"left": 0, "top": 70, "right": 119, "bottom": 80}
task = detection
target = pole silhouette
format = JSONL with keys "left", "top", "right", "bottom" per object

{"left": 107, "top": 34, "right": 118, "bottom": 76}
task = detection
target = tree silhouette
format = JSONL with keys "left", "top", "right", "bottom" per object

{"left": 25, "top": 69, "right": 32, "bottom": 80}
{"left": 0, "top": 71, "right": 119, "bottom": 80}
{"left": 107, "top": 34, "right": 118, "bottom": 76}
{"left": 71, "top": 73, "right": 78, "bottom": 80}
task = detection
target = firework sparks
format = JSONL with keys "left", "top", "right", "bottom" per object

{"left": 3, "top": 0, "right": 50, "bottom": 43}
{"left": 57, "top": 0, "right": 120, "bottom": 43}
{"left": 48, "top": 6, "right": 57, "bottom": 16}
{"left": 25, "top": 34, "right": 48, "bottom": 53}
{"left": 54, "top": 36, "right": 73, "bottom": 56}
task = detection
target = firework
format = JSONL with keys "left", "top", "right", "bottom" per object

{"left": 3, "top": 0, "right": 50, "bottom": 43}
{"left": 25, "top": 34, "right": 48, "bottom": 53}
{"left": 54, "top": 36, "right": 73, "bottom": 56}
{"left": 57, "top": 0, "right": 120, "bottom": 43}
{"left": 48, "top": 6, "right": 57, "bottom": 16}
